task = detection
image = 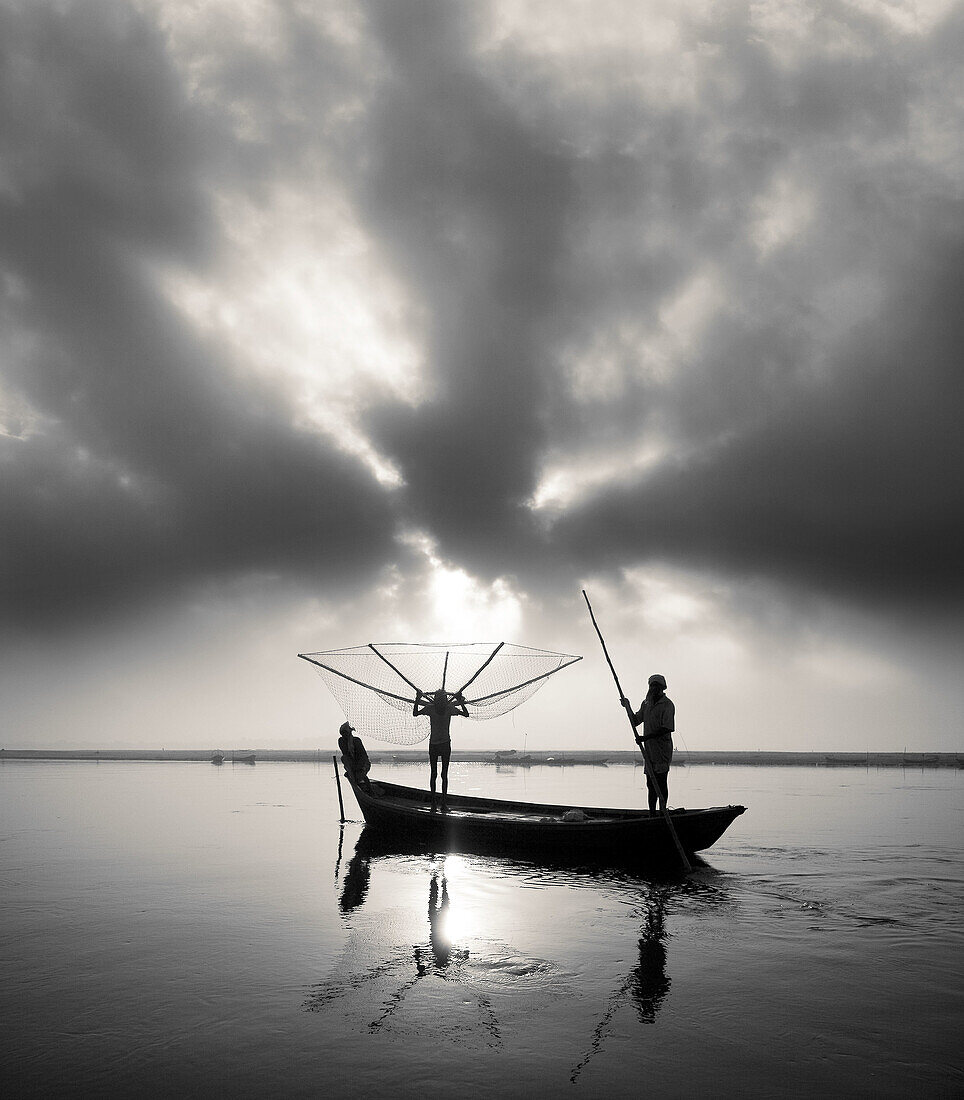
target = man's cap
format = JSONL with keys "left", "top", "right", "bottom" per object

{"left": 648, "top": 674, "right": 667, "bottom": 687}
{"left": 339, "top": 721, "right": 355, "bottom": 735}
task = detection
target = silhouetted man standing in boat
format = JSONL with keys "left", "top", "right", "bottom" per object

{"left": 413, "top": 690, "right": 468, "bottom": 812}
{"left": 621, "top": 674, "right": 674, "bottom": 814}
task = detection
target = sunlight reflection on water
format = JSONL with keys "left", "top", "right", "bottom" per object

{"left": 1, "top": 760, "right": 961, "bottom": 1098}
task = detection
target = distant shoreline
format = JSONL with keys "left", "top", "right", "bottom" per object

{"left": 1, "top": 748, "right": 961, "bottom": 767}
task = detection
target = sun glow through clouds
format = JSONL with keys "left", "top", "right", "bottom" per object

{"left": 398, "top": 530, "right": 524, "bottom": 640}
{"left": 158, "top": 185, "right": 424, "bottom": 488}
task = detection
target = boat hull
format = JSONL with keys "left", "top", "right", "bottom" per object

{"left": 343, "top": 774, "right": 745, "bottom": 862}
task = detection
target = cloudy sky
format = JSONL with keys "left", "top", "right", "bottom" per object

{"left": 2, "top": 0, "right": 962, "bottom": 751}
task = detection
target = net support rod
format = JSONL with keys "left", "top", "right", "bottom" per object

{"left": 582, "top": 590, "right": 691, "bottom": 873}
{"left": 467, "top": 655, "right": 583, "bottom": 705}
{"left": 367, "top": 643, "right": 423, "bottom": 695}
{"left": 297, "top": 654, "right": 413, "bottom": 706}
{"left": 456, "top": 641, "right": 506, "bottom": 696}
{"left": 442, "top": 650, "right": 450, "bottom": 692}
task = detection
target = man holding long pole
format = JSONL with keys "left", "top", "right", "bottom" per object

{"left": 582, "top": 590, "right": 690, "bottom": 870}
{"left": 621, "top": 675, "right": 675, "bottom": 815}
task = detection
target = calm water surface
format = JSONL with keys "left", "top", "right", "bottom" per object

{"left": 1, "top": 759, "right": 961, "bottom": 1098}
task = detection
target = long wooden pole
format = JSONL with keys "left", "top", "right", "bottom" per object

{"left": 582, "top": 590, "right": 691, "bottom": 872}
{"left": 332, "top": 754, "right": 345, "bottom": 824}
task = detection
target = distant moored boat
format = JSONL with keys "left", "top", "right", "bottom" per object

{"left": 211, "top": 751, "right": 224, "bottom": 765}
{"left": 494, "top": 752, "right": 533, "bottom": 768}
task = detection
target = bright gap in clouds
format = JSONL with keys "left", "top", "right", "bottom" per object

{"left": 157, "top": 182, "right": 424, "bottom": 488}
{"left": 750, "top": 170, "right": 815, "bottom": 256}
{"left": 397, "top": 529, "right": 525, "bottom": 641}
{"left": 529, "top": 439, "right": 668, "bottom": 512}
{"left": 531, "top": 265, "right": 729, "bottom": 512}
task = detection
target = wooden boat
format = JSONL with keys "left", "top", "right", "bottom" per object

{"left": 339, "top": 763, "right": 745, "bottom": 862}
{"left": 210, "top": 751, "right": 225, "bottom": 765}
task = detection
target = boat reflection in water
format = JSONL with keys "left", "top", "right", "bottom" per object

{"left": 308, "top": 827, "right": 730, "bottom": 1067}
{"left": 312, "top": 829, "right": 495, "bottom": 1038}
{"left": 336, "top": 829, "right": 465, "bottom": 970}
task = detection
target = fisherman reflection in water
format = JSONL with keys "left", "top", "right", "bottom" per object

{"left": 413, "top": 689, "right": 468, "bottom": 811}
{"left": 414, "top": 869, "right": 467, "bottom": 973}
{"left": 309, "top": 857, "right": 497, "bottom": 1041}
{"left": 338, "top": 834, "right": 372, "bottom": 915}
{"left": 570, "top": 886, "right": 672, "bottom": 1082}
{"left": 630, "top": 890, "right": 671, "bottom": 1022}
{"left": 621, "top": 674, "right": 674, "bottom": 813}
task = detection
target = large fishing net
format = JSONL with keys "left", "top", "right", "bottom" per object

{"left": 300, "top": 642, "right": 582, "bottom": 745}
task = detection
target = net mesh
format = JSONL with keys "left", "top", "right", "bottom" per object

{"left": 300, "top": 641, "right": 582, "bottom": 745}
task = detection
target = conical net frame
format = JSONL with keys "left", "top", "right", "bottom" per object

{"left": 300, "top": 641, "right": 582, "bottom": 745}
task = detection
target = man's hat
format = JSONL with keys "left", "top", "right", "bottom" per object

{"left": 647, "top": 673, "right": 667, "bottom": 688}
{"left": 339, "top": 721, "right": 355, "bottom": 735}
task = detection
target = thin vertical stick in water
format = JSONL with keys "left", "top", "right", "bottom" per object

{"left": 582, "top": 590, "right": 691, "bottom": 872}
{"left": 333, "top": 754, "right": 345, "bottom": 824}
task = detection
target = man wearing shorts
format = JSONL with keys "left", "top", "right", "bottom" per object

{"left": 413, "top": 689, "right": 468, "bottom": 811}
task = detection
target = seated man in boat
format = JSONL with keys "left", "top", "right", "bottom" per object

{"left": 621, "top": 674, "right": 674, "bottom": 814}
{"left": 338, "top": 721, "right": 371, "bottom": 790}
{"left": 413, "top": 689, "right": 468, "bottom": 812}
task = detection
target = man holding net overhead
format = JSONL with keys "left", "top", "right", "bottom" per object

{"left": 413, "top": 689, "right": 469, "bottom": 812}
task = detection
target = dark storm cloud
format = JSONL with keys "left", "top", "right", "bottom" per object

{"left": 356, "top": 0, "right": 574, "bottom": 568}
{"left": 0, "top": 1, "right": 395, "bottom": 625}
{"left": 349, "top": 0, "right": 964, "bottom": 613}
{"left": 2, "top": 0, "right": 962, "bottom": 634}
{"left": 555, "top": 233, "right": 964, "bottom": 610}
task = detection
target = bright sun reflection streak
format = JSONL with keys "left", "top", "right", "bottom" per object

{"left": 435, "top": 899, "right": 471, "bottom": 947}
{"left": 157, "top": 184, "right": 424, "bottom": 487}
{"left": 430, "top": 856, "right": 472, "bottom": 945}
